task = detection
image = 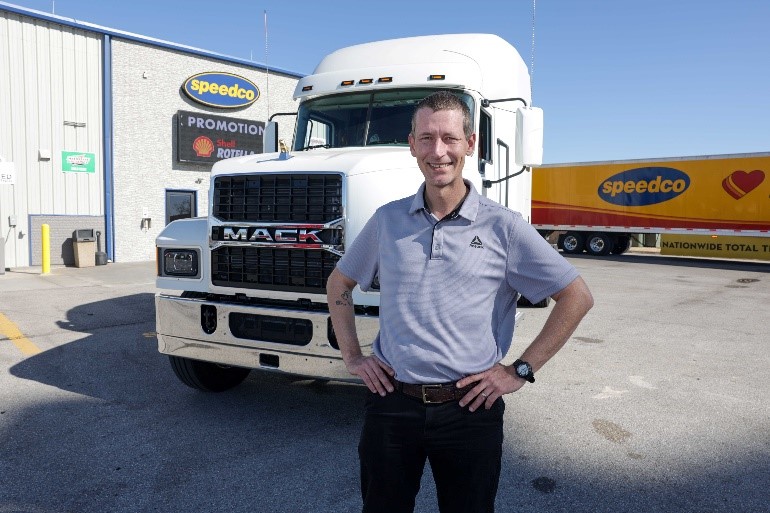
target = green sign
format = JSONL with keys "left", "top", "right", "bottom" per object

{"left": 62, "top": 151, "right": 96, "bottom": 173}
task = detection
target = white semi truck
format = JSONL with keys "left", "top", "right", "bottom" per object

{"left": 155, "top": 34, "right": 544, "bottom": 391}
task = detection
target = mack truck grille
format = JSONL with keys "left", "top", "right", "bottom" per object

{"left": 211, "top": 247, "right": 339, "bottom": 293}
{"left": 211, "top": 173, "right": 343, "bottom": 293}
{"left": 213, "top": 174, "right": 343, "bottom": 223}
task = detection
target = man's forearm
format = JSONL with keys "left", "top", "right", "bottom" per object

{"left": 519, "top": 276, "right": 593, "bottom": 371}
{"left": 327, "top": 269, "right": 395, "bottom": 394}
{"left": 326, "top": 268, "right": 363, "bottom": 361}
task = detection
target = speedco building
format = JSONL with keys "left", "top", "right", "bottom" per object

{"left": 0, "top": 2, "right": 301, "bottom": 269}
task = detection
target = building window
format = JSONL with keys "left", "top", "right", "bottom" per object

{"left": 166, "top": 190, "right": 196, "bottom": 224}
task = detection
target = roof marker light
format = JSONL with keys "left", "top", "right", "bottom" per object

{"left": 359, "top": 78, "right": 374, "bottom": 85}
{"left": 302, "top": 85, "right": 313, "bottom": 92}
{"left": 378, "top": 77, "right": 393, "bottom": 83}
{"left": 428, "top": 74, "right": 446, "bottom": 81}
{"left": 341, "top": 80, "right": 355, "bottom": 86}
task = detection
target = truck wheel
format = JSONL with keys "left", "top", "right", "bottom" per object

{"left": 168, "top": 355, "right": 251, "bottom": 392}
{"left": 586, "top": 233, "right": 613, "bottom": 256}
{"left": 611, "top": 236, "right": 631, "bottom": 255}
{"left": 559, "top": 232, "right": 585, "bottom": 254}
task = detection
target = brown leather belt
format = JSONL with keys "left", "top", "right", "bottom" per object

{"left": 396, "top": 380, "right": 473, "bottom": 404}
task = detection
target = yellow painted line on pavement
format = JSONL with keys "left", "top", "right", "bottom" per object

{"left": 0, "top": 312, "right": 42, "bottom": 356}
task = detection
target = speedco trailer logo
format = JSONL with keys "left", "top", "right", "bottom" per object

{"left": 211, "top": 226, "right": 338, "bottom": 246}
{"left": 183, "top": 72, "right": 259, "bottom": 109}
{"left": 599, "top": 167, "right": 690, "bottom": 206}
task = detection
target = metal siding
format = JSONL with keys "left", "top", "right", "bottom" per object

{"left": 23, "top": 20, "right": 41, "bottom": 219}
{"left": 0, "top": 11, "right": 103, "bottom": 267}
{"left": 35, "top": 23, "right": 54, "bottom": 214}
{"left": 50, "top": 27, "right": 65, "bottom": 213}
{"left": 87, "top": 35, "right": 104, "bottom": 214}
{"left": 2, "top": 13, "right": 27, "bottom": 268}
{"left": 0, "top": 14, "right": 11, "bottom": 269}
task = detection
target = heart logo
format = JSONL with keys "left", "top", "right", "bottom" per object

{"left": 722, "top": 169, "right": 765, "bottom": 199}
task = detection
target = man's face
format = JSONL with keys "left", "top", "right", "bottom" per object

{"left": 408, "top": 107, "right": 475, "bottom": 190}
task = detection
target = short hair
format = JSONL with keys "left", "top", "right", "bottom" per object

{"left": 410, "top": 91, "right": 473, "bottom": 138}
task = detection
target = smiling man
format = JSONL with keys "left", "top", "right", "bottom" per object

{"left": 327, "top": 91, "right": 593, "bottom": 513}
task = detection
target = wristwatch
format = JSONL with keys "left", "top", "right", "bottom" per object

{"left": 513, "top": 359, "right": 535, "bottom": 383}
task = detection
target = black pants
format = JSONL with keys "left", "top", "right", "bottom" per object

{"left": 358, "top": 390, "right": 505, "bottom": 513}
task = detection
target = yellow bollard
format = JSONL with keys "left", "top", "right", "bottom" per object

{"left": 41, "top": 223, "right": 50, "bottom": 275}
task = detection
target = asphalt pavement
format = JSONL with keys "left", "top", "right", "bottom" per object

{"left": 1, "top": 254, "right": 769, "bottom": 513}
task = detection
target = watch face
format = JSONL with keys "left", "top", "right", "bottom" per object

{"left": 516, "top": 363, "right": 530, "bottom": 376}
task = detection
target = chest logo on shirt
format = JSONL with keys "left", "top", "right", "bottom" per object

{"left": 470, "top": 236, "right": 484, "bottom": 249}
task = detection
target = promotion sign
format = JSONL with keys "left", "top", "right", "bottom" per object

{"left": 177, "top": 110, "right": 265, "bottom": 164}
{"left": 182, "top": 72, "right": 259, "bottom": 109}
{"left": 62, "top": 151, "right": 96, "bottom": 173}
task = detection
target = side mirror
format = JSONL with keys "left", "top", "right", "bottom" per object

{"left": 263, "top": 121, "right": 279, "bottom": 153}
{"left": 515, "top": 107, "right": 543, "bottom": 167}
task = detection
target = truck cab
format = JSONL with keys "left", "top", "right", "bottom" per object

{"left": 155, "top": 34, "right": 543, "bottom": 391}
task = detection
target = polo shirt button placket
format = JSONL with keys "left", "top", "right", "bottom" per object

{"left": 432, "top": 225, "right": 443, "bottom": 259}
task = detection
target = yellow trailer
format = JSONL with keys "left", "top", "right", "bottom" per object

{"left": 532, "top": 153, "right": 770, "bottom": 257}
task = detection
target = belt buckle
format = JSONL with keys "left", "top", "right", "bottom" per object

{"left": 421, "top": 384, "right": 443, "bottom": 404}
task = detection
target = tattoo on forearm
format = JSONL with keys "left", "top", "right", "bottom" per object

{"left": 335, "top": 290, "right": 353, "bottom": 307}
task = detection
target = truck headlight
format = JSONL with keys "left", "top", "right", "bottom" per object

{"left": 162, "top": 249, "right": 199, "bottom": 277}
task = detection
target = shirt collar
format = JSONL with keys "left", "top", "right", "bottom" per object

{"left": 408, "top": 179, "right": 481, "bottom": 222}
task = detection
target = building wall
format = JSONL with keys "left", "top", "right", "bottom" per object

{"left": 0, "top": 10, "right": 104, "bottom": 268}
{"left": 0, "top": 5, "right": 301, "bottom": 269}
{"left": 29, "top": 214, "right": 105, "bottom": 265}
{"left": 111, "top": 40, "right": 299, "bottom": 262}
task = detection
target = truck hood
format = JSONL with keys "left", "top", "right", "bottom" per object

{"left": 211, "top": 146, "right": 418, "bottom": 178}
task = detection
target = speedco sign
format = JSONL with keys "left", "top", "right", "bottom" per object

{"left": 183, "top": 72, "right": 260, "bottom": 109}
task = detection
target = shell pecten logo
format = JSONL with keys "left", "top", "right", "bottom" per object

{"left": 183, "top": 72, "right": 259, "bottom": 109}
{"left": 193, "top": 136, "right": 214, "bottom": 157}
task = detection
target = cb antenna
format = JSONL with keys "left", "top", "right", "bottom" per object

{"left": 530, "top": 0, "right": 537, "bottom": 104}
{"left": 264, "top": 10, "right": 271, "bottom": 119}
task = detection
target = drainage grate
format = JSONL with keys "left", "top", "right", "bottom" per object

{"left": 737, "top": 278, "right": 759, "bottom": 284}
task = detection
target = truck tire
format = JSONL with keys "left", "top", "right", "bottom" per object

{"left": 611, "top": 236, "right": 631, "bottom": 255}
{"left": 168, "top": 355, "right": 251, "bottom": 392}
{"left": 559, "top": 232, "right": 585, "bottom": 254}
{"left": 586, "top": 233, "right": 613, "bottom": 256}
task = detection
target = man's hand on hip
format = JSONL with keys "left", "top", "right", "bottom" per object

{"left": 456, "top": 364, "right": 525, "bottom": 412}
{"left": 346, "top": 354, "right": 395, "bottom": 396}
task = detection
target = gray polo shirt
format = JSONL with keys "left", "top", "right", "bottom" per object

{"left": 337, "top": 180, "right": 579, "bottom": 384}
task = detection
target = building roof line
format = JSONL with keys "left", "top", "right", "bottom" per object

{"left": 0, "top": 1, "right": 304, "bottom": 78}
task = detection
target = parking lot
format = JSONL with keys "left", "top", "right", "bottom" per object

{"left": 1, "top": 254, "right": 768, "bottom": 513}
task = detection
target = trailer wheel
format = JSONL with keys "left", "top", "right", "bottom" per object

{"left": 559, "top": 232, "right": 585, "bottom": 254}
{"left": 611, "top": 236, "right": 631, "bottom": 255}
{"left": 586, "top": 233, "right": 613, "bottom": 256}
{"left": 168, "top": 355, "right": 251, "bottom": 392}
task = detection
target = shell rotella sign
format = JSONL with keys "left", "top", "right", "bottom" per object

{"left": 183, "top": 72, "right": 260, "bottom": 109}
{"left": 177, "top": 110, "right": 265, "bottom": 164}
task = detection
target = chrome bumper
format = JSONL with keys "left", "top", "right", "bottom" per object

{"left": 155, "top": 292, "right": 378, "bottom": 381}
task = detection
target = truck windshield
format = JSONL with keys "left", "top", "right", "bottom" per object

{"left": 293, "top": 89, "right": 474, "bottom": 151}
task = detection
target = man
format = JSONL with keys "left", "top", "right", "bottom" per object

{"left": 327, "top": 91, "right": 593, "bottom": 513}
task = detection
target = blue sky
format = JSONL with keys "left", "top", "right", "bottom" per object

{"left": 5, "top": 0, "right": 769, "bottom": 164}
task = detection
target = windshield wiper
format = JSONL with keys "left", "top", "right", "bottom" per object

{"left": 300, "top": 144, "right": 332, "bottom": 151}
{"left": 367, "top": 140, "right": 405, "bottom": 146}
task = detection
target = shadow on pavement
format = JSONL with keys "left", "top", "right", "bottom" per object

{"left": 4, "top": 294, "right": 769, "bottom": 512}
